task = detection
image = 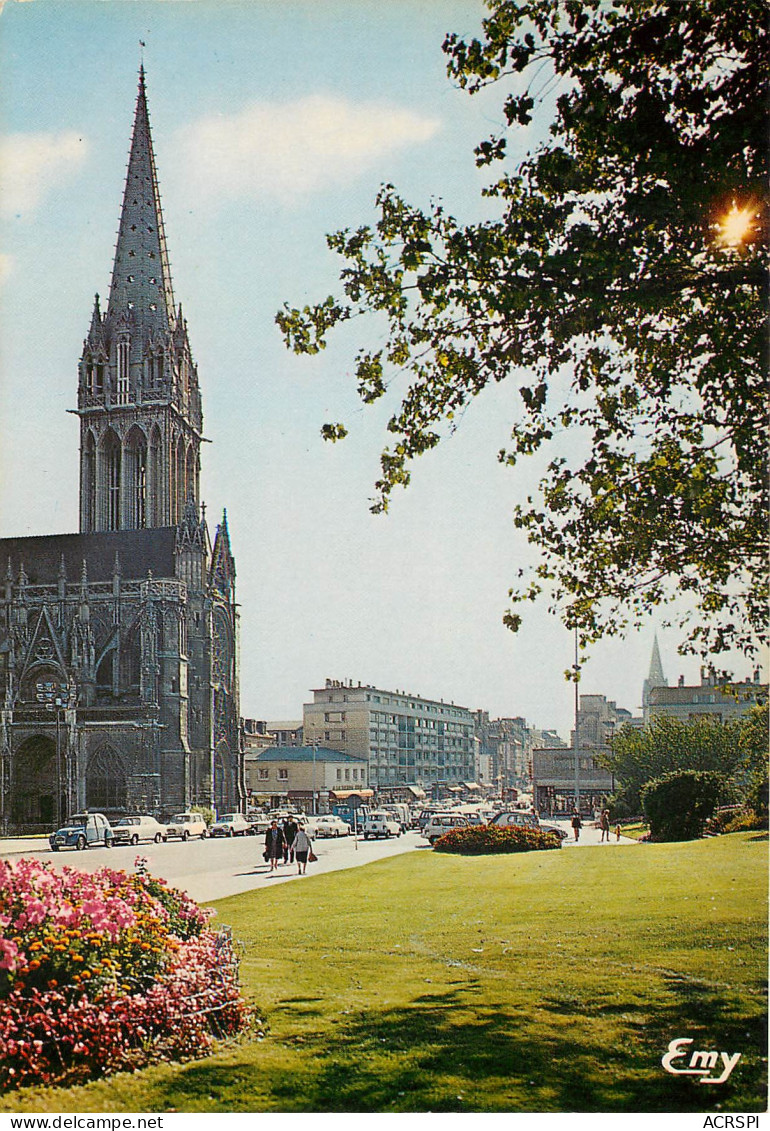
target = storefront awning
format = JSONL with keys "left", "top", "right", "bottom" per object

{"left": 328, "top": 789, "right": 374, "bottom": 801}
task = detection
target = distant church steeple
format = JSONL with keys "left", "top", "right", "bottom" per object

{"left": 642, "top": 634, "right": 668, "bottom": 720}
{"left": 77, "top": 67, "right": 203, "bottom": 533}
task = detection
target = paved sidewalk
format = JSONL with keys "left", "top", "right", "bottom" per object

{"left": 545, "top": 818, "right": 638, "bottom": 847}
{"left": 0, "top": 836, "right": 49, "bottom": 856}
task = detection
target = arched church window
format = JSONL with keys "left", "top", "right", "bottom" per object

{"left": 86, "top": 746, "right": 128, "bottom": 811}
{"left": 117, "top": 339, "right": 130, "bottom": 405}
{"left": 175, "top": 437, "right": 186, "bottom": 523}
{"left": 124, "top": 426, "right": 148, "bottom": 529}
{"left": 84, "top": 431, "right": 96, "bottom": 532}
{"left": 103, "top": 430, "right": 122, "bottom": 531}
{"left": 149, "top": 425, "right": 162, "bottom": 525}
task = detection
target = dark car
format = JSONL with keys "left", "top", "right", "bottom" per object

{"left": 49, "top": 812, "right": 113, "bottom": 851}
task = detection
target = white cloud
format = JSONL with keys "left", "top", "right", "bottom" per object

{"left": 0, "top": 131, "right": 88, "bottom": 217}
{"left": 171, "top": 94, "right": 440, "bottom": 202}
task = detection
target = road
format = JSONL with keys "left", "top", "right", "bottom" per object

{"left": 0, "top": 819, "right": 637, "bottom": 903}
{"left": 0, "top": 830, "right": 425, "bottom": 903}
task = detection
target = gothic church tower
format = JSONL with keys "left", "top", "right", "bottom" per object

{"left": 0, "top": 69, "right": 241, "bottom": 832}
{"left": 77, "top": 67, "right": 202, "bottom": 532}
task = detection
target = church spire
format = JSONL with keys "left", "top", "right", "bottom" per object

{"left": 647, "top": 634, "right": 666, "bottom": 686}
{"left": 78, "top": 66, "right": 203, "bottom": 534}
{"left": 107, "top": 66, "right": 176, "bottom": 339}
{"left": 642, "top": 633, "right": 668, "bottom": 720}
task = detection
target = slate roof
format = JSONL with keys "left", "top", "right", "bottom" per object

{"left": 255, "top": 746, "right": 368, "bottom": 764}
{"left": 0, "top": 528, "right": 178, "bottom": 585}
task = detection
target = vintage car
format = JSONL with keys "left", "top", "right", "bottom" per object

{"left": 310, "top": 815, "right": 352, "bottom": 838}
{"left": 361, "top": 811, "right": 402, "bottom": 840}
{"left": 165, "top": 812, "right": 209, "bottom": 840}
{"left": 489, "top": 810, "right": 569, "bottom": 840}
{"left": 110, "top": 815, "right": 169, "bottom": 845}
{"left": 209, "top": 813, "right": 253, "bottom": 837}
{"left": 49, "top": 812, "right": 113, "bottom": 851}
{"left": 422, "top": 812, "right": 471, "bottom": 845}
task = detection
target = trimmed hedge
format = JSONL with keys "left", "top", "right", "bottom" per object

{"left": 642, "top": 769, "right": 723, "bottom": 841}
{"left": 433, "top": 824, "right": 561, "bottom": 854}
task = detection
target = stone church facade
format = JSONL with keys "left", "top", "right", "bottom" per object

{"left": 0, "top": 69, "right": 241, "bottom": 833}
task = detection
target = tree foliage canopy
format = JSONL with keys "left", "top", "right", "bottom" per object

{"left": 601, "top": 711, "right": 758, "bottom": 815}
{"left": 278, "top": 0, "right": 768, "bottom": 656}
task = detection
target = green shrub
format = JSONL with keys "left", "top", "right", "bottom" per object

{"left": 433, "top": 824, "right": 561, "bottom": 855}
{"left": 642, "top": 769, "right": 724, "bottom": 841}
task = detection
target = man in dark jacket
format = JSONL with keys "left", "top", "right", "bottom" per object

{"left": 283, "top": 816, "right": 299, "bottom": 863}
{"left": 264, "top": 821, "right": 286, "bottom": 871}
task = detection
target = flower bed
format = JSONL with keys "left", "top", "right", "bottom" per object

{"left": 433, "top": 824, "right": 562, "bottom": 854}
{"left": 0, "top": 858, "right": 250, "bottom": 1090}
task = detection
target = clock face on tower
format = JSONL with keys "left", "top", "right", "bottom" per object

{"left": 211, "top": 607, "right": 232, "bottom": 692}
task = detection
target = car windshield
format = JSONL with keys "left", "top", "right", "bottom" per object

{"left": 66, "top": 814, "right": 88, "bottom": 825}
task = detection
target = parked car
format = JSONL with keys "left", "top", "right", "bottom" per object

{"left": 489, "top": 811, "right": 569, "bottom": 840}
{"left": 49, "top": 812, "right": 113, "bottom": 852}
{"left": 361, "top": 811, "right": 402, "bottom": 839}
{"left": 422, "top": 812, "right": 471, "bottom": 845}
{"left": 311, "top": 815, "right": 352, "bottom": 838}
{"left": 165, "top": 812, "right": 208, "bottom": 840}
{"left": 111, "top": 815, "right": 168, "bottom": 845}
{"left": 210, "top": 812, "right": 253, "bottom": 837}
{"left": 247, "top": 813, "right": 270, "bottom": 833}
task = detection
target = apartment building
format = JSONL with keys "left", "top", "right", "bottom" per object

{"left": 303, "top": 679, "right": 476, "bottom": 790}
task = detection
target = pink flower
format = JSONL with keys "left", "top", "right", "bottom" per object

{"left": 0, "top": 938, "right": 19, "bottom": 972}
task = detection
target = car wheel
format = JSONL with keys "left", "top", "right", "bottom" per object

{"left": 364, "top": 833, "right": 369, "bottom": 840}
{"left": 182, "top": 830, "right": 190, "bottom": 841}
{"left": 105, "top": 836, "right": 112, "bottom": 848}
{"left": 131, "top": 834, "right": 140, "bottom": 846}
{"left": 76, "top": 835, "right": 86, "bottom": 851}
{"left": 201, "top": 829, "right": 207, "bottom": 839}
{"left": 51, "top": 845, "right": 59, "bottom": 852}
{"left": 154, "top": 833, "right": 162, "bottom": 843}
{"left": 228, "top": 829, "right": 234, "bottom": 837}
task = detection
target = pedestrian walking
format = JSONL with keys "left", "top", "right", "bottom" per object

{"left": 571, "top": 811, "right": 582, "bottom": 841}
{"left": 283, "top": 816, "right": 299, "bottom": 863}
{"left": 615, "top": 823, "right": 622, "bottom": 842}
{"left": 263, "top": 820, "right": 286, "bottom": 872}
{"left": 293, "top": 825, "right": 313, "bottom": 875}
{"left": 599, "top": 809, "right": 611, "bottom": 843}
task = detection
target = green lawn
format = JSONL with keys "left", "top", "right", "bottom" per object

{"left": 1, "top": 833, "right": 766, "bottom": 1113}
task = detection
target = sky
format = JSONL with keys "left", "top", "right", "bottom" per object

{"left": 0, "top": 0, "right": 758, "bottom": 740}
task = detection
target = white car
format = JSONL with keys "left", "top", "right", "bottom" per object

{"left": 422, "top": 812, "right": 470, "bottom": 845}
{"left": 489, "top": 811, "right": 568, "bottom": 840}
{"left": 312, "top": 815, "right": 351, "bottom": 838}
{"left": 165, "top": 812, "right": 208, "bottom": 840}
{"left": 111, "top": 815, "right": 168, "bottom": 845}
{"left": 361, "top": 811, "right": 402, "bottom": 839}
{"left": 210, "top": 812, "right": 253, "bottom": 837}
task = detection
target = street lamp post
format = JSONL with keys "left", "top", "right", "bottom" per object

{"left": 312, "top": 741, "right": 317, "bottom": 816}
{"left": 573, "top": 628, "right": 581, "bottom": 815}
